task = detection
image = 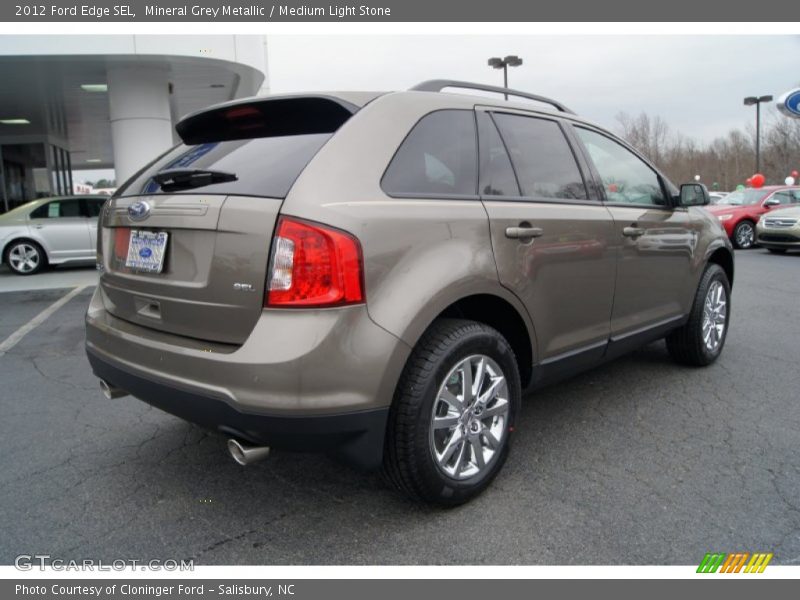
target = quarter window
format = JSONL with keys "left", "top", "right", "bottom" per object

{"left": 382, "top": 110, "right": 477, "bottom": 196}
{"left": 576, "top": 127, "right": 666, "bottom": 206}
{"left": 492, "top": 113, "right": 587, "bottom": 200}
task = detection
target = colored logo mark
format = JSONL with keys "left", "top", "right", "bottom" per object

{"left": 697, "top": 552, "right": 773, "bottom": 573}
{"left": 127, "top": 200, "right": 151, "bottom": 221}
{"left": 777, "top": 88, "right": 800, "bottom": 119}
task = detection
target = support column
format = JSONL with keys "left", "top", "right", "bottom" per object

{"left": 107, "top": 65, "right": 173, "bottom": 184}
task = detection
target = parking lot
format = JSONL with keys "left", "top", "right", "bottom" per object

{"left": 0, "top": 250, "right": 798, "bottom": 565}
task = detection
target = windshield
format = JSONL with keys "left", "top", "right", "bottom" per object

{"left": 718, "top": 189, "right": 765, "bottom": 206}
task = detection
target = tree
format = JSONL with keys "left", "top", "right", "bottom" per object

{"left": 613, "top": 109, "right": 799, "bottom": 189}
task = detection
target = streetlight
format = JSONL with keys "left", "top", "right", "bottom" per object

{"left": 743, "top": 94, "right": 773, "bottom": 173}
{"left": 488, "top": 55, "right": 523, "bottom": 99}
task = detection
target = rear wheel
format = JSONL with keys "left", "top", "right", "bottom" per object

{"left": 732, "top": 220, "right": 755, "bottom": 249}
{"left": 383, "top": 319, "right": 521, "bottom": 506}
{"left": 666, "top": 264, "right": 730, "bottom": 366}
{"left": 5, "top": 240, "right": 46, "bottom": 275}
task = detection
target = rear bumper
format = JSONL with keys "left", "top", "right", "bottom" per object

{"left": 88, "top": 350, "right": 388, "bottom": 469}
{"left": 85, "top": 286, "right": 410, "bottom": 469}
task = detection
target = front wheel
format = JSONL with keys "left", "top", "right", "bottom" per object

{"left": 5, "top": 240, "right": 46, "bottom": 275}
{"left": 733, "top": 220, "right": 755, "bottom": 249}
{"left": 382, "top": 319, "right": 521, "bottom": 506}
{"left": 666, "top": 264, "right": 731, "bottom": 366}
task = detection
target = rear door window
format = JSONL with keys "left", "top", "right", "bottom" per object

{"left": 84, "top": 197, "right": 107, "bottom": 217}
{"left": 492, "top": 113, "right": 588, "bottom": 200}
{"left": 382, "top": 110, "right": 478, "bottom": 197}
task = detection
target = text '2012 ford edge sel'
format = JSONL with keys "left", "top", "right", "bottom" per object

{"left": 86, "top": 81, "right": 734, "bottom": 506}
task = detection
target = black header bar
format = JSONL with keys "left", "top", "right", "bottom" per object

{"left": 1, "top": 0, "right": 793, "bottom": 22}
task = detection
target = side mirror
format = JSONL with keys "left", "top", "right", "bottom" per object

{"left": 764, "top": 198, "right": 781, "bottom": 208}
{"left": 677, "top": 183, "right": 710, "bottom": 207}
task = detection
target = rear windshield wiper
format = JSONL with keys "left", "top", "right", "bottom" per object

{"left": 152, "top": 168, "right": 238, "bottom": 192}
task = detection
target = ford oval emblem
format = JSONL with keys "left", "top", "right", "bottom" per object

{"left": 128, "top": 201, "right": 151, "bottom": 221}
{"left": 777, "top": 88, "right": 800, "bottom": 119}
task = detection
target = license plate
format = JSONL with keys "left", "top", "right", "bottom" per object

{"left": 125, "top": 230, "right": 168, "bottom": 273}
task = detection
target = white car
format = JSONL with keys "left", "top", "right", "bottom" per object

{"left": 0, "top": 196, "right": 107, "bottom": 275}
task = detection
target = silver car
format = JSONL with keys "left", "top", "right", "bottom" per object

{"left": 0, "top": 196, "right": 107, "bottom": 275}
{"left": 756, "top": 205, "right": 800, "bottom": 253}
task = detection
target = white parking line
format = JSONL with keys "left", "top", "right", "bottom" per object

{"left": 0, "top": 285, "right": 87, "bottom": 357}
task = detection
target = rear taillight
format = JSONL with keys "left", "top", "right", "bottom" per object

{"left": 266, "top": 217, "right": 364, "bottom": 308}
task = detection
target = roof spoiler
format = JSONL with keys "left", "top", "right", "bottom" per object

{"left": 175, "top": 95, "right": 360, "bottom": 145}
{"left": 410, "top": 79, "right": 576, "bottom": 115}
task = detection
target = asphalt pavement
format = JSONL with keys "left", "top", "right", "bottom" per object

{"left": 0, "top": 250, "right": 798, "bottom": 565}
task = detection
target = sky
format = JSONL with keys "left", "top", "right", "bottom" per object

{"left": 267, "top": 34, "right": 800, "bottom": 142}
{"left": 73, "top": 34, "right": 800, "bottom": 185}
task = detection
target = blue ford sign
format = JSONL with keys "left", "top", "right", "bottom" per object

{"left": 777, "top": 88, "right": 800, "bottom": 119}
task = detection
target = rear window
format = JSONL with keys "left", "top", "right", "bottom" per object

{"left": 116, "top": 97, "right": 356, "bottom": 199}
{"left": 381, "top": 110, "right": 477, "bottom": 197}
{"left": 116, "top": 135, "right": 333, "bottom": 198}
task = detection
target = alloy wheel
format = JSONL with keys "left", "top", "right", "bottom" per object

{"left": 429, "top": 354, "right": 510, "bottom": 480}
{"left": 8, "top": 243, "right": 40, "bottom": 274}
{"left": 736, "top": 223, "right": 754, "bottom": 249}
{"left": 702, "top": 280, "right": 727, "bottom": 353}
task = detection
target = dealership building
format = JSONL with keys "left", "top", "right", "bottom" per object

{"left": 0, "top": 35, "right": 269, "bottom": 213}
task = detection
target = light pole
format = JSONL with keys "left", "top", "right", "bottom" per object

{"left": 744, "top": 94, "right": 773, "bottom": 174}
{"left": 488, "top": 55, "right": 523, "bottom": 99}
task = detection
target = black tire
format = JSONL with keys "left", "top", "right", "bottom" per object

{"left": 732, "top": 220, "right": 755, "bottom": 249}
{"left": 4, "top": 240, "right": 47, "bottom": 275}
{"left": 382, "top": 318, "right": 521, "bottom": 507}
{"left": 767, "top": 248, "right": 787, "bottom": 254}
{"left": 666, "top": 264, "right": 731, "bottom": 366}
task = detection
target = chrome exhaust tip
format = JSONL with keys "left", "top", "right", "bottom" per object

{"left": 99, "top": 379, "right": 128, "bottom": 399}
{"left": 227, "top": 438, "right": 270, "bottom": 466}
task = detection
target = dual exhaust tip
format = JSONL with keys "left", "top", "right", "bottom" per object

{"left": 99, "top": 380, "right": 270, "bottom": 466}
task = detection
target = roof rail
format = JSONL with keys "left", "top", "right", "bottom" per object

{"left": 410, "top": 79, "right": 575, "bottom": 115}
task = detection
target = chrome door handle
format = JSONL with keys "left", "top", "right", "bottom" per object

{"left": 622, "top": 226, "right": 645, "bottom": 238}
{"left": 505, "top": 226, "right": 543, "bottom": 239}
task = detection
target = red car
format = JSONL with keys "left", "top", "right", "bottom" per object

{"left": 705, "top": 186, "right": 800, "bottom": 249}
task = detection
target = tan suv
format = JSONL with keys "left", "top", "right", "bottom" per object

{"left": 85, "top": 80, "right": 734, "bottom": 505}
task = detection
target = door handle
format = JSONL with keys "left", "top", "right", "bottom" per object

{"left": 505, "top": 226, "right": 543, "bottom": 239}
{"left": 33, "top": 224, "right": 44, "bottom": 229}
{"left": 622, "top": 226, "right": 645, "bottom": 238}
